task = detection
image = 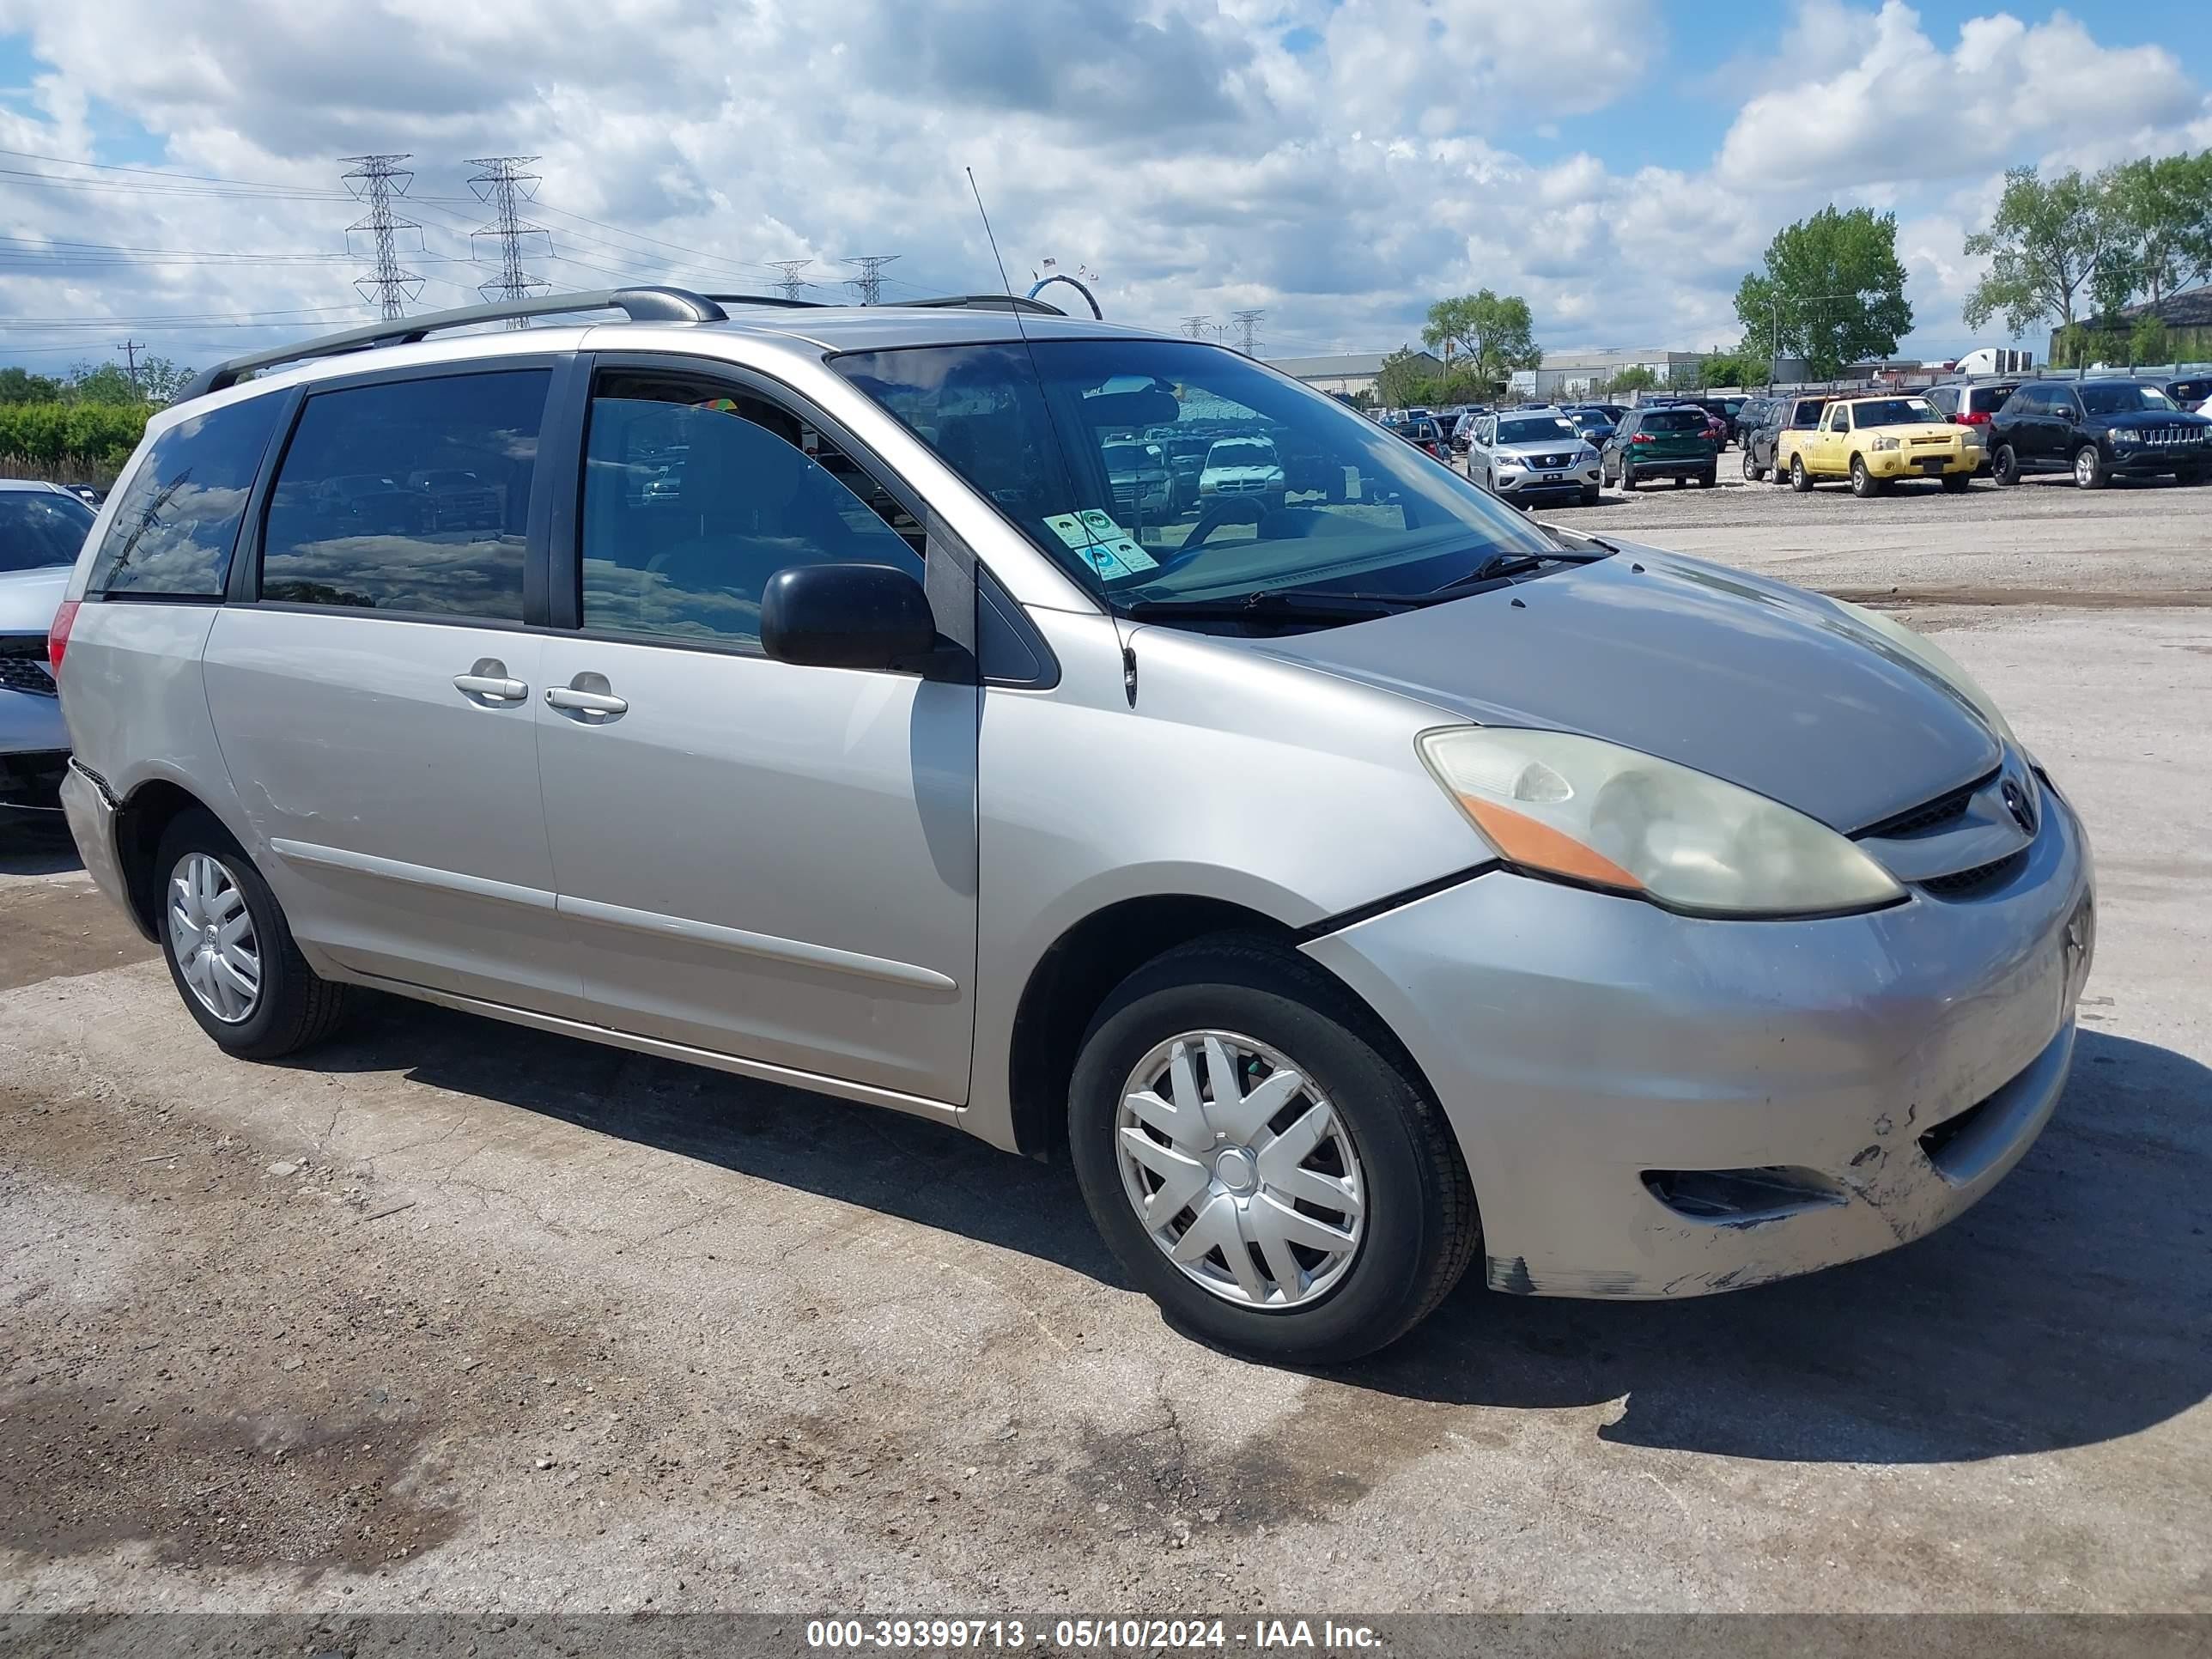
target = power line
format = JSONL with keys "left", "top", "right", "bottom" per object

{"left": 768, "top": 259, "right": 811, "bottom": 301}
{"left": 340, "top": 155, "right": 424, "bottom": 320}
{"left": 466, "top": 156, "right": 553, "bottom": 322}
{"left": 843, "top": 254, "right": 899, "bottom": 306}
{"left": 1230, "top": 308, "right": 1266, "bottom": 356}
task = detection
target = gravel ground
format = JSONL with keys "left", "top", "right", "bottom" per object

{"left": 3, "top": 477, "right": 2209, "bottom": 1619}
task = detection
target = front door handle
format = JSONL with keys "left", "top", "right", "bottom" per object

{"left": 454, "top": 659, "right": 527, "bottom": 702}
{"left": 546, "top": 684, "right": 629, "bottom": 718}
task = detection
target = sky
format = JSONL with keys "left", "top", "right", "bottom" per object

{"left": 0, "top": 0, "right": 2207, "bottom": 378}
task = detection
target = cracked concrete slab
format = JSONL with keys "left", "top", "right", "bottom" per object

{"left": 3, "top": 484, "right": 2209, "bottom": 1615}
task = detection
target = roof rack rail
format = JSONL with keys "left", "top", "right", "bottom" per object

{"left": 179, "top": 286, "right": 728, "bottom": 401}
{"left": 898, "top": 294, "right": 1066, "bottom": 316}
{"left": 699, "top": 292, "right": 826, "bottom": 310}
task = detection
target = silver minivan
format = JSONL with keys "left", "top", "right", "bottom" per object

{"left": 52, "top": 289, "right": 2094, "bottom": 1362}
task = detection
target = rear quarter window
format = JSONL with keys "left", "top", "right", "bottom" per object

{"left": 86, "top": 394, "right": 283, "bottom": 597}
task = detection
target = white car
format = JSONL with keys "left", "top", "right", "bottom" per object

{"left": 1, "top": 480, "right": 97, "bottom": 822}
{"left": 1197, "top": 436, "right": 1286, "bottom": 514}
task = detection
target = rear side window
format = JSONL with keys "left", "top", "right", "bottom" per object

{"left": 86, "top": 395, "right": 282, "bottom": 597}
{"left": 259, "top": 370, "right": 547, "bottom": 619}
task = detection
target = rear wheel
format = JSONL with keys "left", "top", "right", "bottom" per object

{"left": 155, "top": 809, "right": 349, "bottom": 1060}
{"left": 1619, "top": 464, "right": 1637, "bottom": 492}
{"left": 1790, "top": 454, "right": 1812, "bottom": 492}
{"left": 1940, "top": 471, "right": 1971, "bottom": 494}
{"left": 2073, "top": 444, "right": 2107, "bottom": 489}
{"left": 1697, "top": 469, "right": 1716, "bottom": 489}
{"left": 1068, "top": 939, "right": 1479, "bottom": 1364}
{"left": 1992, "top": 444, "right": 2021, "bottom": 486}
{"left": 1741, "top": 448, "right": 1765, "bottom": 483}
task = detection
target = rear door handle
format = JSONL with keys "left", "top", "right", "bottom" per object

{"left": 454, "top": 660, "right": 527, "bottom": 702}
{"left": 545, "top": 686, "right": 629, "bottom": 717}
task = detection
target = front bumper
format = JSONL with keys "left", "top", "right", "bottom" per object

{"left": 1864, "top": 445, "right": 1973, "bottom": 478}
{"left": 2, "top": 685, "right": 70, "bottom": 814}
{"left": 1302, "top": 788, "right": 2094, "bottom": 1299}
{"left": 1493, "top": 463, "right": 1601, "bottom": 499}
{"left": 2106, "top": 442, "right": 2210, "bottom": 476}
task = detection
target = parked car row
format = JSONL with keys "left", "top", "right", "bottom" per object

{"left": 1735, "top": 379, "right": 2211, "bottom": 494}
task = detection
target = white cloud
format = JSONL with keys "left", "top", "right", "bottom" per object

{"left": 0, "top": 0, "right": 2201, "bottom": 375}
{"left": 1718, "top": 2, "right": 2203, "bottom": 190}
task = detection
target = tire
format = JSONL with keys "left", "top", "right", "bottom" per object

{"left": 1849, "top": 453, "right": 1883, "bottom": 498}
{"left": 155, "top": 807, "right": 350, "bottom": 1060}
{"left": 2073, "top": 444, "right": 2106, "bottom": 489}
{"left": 1580, "top": 485, "right": 1601, "bottom": 506}
{"left": 1697, "top": 469, "right": 1716, "bottom": 489}
{"left": 1671, "top": 475, "right": 1686, "bottom": 489}
{"left": 1790, "top": 454, "right": 1812, "bottom": 492}
{"left": 1067, "top": 937, "right": 1480, "bottom": 1364}
{"left": 1992, "top": 444, "right": 2021, "bottom": 486}
{"left": 1940, "top": 471, "right": 1971, "bottom": 494}
{"left": 1619, "top": 465, "right": 1637, "bottom": 492}
{"left": 1741, "top": 448, "right": 1765, "bottom": 483}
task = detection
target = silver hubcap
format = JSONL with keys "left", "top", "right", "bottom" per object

{"left": 167, "top": 852, "right": 261, "bottom": 1024}
{"left": 2076, "top": 449, "right": 2094, "bottom": 484}
{"left": 1115, "top": 1030, "right": 1364, "bottom": 1310}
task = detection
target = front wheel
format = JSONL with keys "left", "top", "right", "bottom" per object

{"left": 1068, "top": 939, "right": 1479, "bottom": 1364}
{"left": 1940, "top": 471, "right": 1971, "bottom": 494}
{"left": 155, "top": 809, "right": 350, "bottom": 1060}
{"left": 1850, "top": 453, "right": 1883, "bottom": 497}
{"left": 1580, "top": 484, "right": 1601, "bottom": 506}
{"left": 1741, "top": 448, "right": 1765, "bottom": 483}
{"left": 2073, "top": 444, "right": 2107, "bottom": 489}
{"left": 1790, "top": 455, "right": 1812, "bottom": 492}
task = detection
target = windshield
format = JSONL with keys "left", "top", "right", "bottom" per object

{"left": 833, "top": 338, "right": 1556, "bottom": 605}
{"left": 1103, "top": 443, "right": 1163, "bottom": 474}
{"left": 1850, "top": 398, "right": 1940, "bottom": 427}
{"left": 0, "top": 491, "right": 96, "bottom": 573}
{"left": 2081, "top": 383, "right": 2178, "bottom": 415}
{"left": 1498, "top": 416, "right": 1577, "bottom": 444}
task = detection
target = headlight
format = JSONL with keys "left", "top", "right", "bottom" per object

{"left": 1828, "top": 599, "right": 2017, "bottom": 747}
{"left": 1417, "top": 727, "right": 1905, "bottom": 918}
{"left": 2110, "top": 428, "right": 2142, "bottom": 445}
{"left": 1871, "top": 434, "right": 1901, "bottom": 452}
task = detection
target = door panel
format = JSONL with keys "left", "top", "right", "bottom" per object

{"left": 535, "top": 641, "right": 978, "bottom": 1100}
{"left": 204, "top": 608, "right": 580, "bottom": 1011}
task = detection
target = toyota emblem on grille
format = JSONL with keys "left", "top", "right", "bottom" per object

{"left": 2002, "top": 778, "right": 2036, "bottom": 835}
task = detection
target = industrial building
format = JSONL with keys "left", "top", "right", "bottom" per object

{"left": 1265, "top": 350, "right": 1443, "bottom": 398}
{"left": 1507, "top": 349, "right": 1706, "bottom": 400}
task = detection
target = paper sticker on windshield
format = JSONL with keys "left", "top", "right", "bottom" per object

{"left": 1078, "top": 509, "right": 1125, "bottom": 542}
{"left": 1095, "top": 536, "right": 1158, "bottom": 572}
{"left": 1074, "top": 543, "right": 1139, "bottom": 580}
{"left": 1044, "top": 513, "right": 1093, "bottom": 550}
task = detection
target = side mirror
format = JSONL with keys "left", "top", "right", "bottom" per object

{"left": 760, "top": 562, "right": 938, "bottom": 672}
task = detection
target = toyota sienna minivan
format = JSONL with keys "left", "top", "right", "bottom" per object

{"left": 52, "top": 288, "right": 2094, "bottom": 1362}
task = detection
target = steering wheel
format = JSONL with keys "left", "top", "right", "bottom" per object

{"left": 1155, "top": 498, "right": 1265, "bottom": 574}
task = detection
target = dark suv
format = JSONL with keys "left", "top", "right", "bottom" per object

{"left": 1741, "top": 394, "right": 1829, "bottom": 483}
{"left": 1988, "top": 380, "right": 2212, "bottom": 489}
{"left": 1601, "top": 405, "right": 1717, "bottom": 489}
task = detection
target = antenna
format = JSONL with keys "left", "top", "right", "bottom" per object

{"left": 966, "top": 166, "right": 1139, "bottom": 708}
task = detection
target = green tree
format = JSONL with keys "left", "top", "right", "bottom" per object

{"left": 1606, "top": 365, "right": 1658, "bottom": 395}
{"left": 65, "top": 361, "right": 149, "bottom": 405}
{"left": 0, "top": 366, "right": 64, "bottom": 401}
{"left": 2129, "top": 315, "right": 2171, "bottom": 366}
{"left": 1735, "top": 206, "right": 1913, "bottom": 379}
{"left": 1420, "top": 290, "right": 1541, "bottom": 392}
{"left": 1962, "top": 166, "right": 2131, "bottom": 336}
{"left": 135, "top": 356, "right": 199, "bottom": 404}
{"left": 1374, "top": 346, "right": 1437, "bottom": 409}
{"left": 2104, "top": 151, "right": 2212, "bottom": 308}
{"left": 1695, "top": 349, "right": 1771, "bottom": 390}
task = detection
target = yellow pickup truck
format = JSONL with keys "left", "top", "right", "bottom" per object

{"left": 1779, "top": 393, "right": 1975, "bottom": 496}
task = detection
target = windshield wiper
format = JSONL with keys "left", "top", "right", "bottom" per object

{"left": 1123, "top": 587, "right": 1418, "bottom": 623}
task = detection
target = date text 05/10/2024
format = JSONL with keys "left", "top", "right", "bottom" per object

{"left": 804, "top": 1618, "right": 1383, "bottom": 1650}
